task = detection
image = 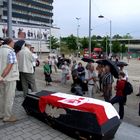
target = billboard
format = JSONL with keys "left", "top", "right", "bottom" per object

{"left": 0, "top": 23, "right": 60, "bottom": 52}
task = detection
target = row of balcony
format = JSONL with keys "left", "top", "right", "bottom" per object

{"left": 5, "top": 0, "right": 53, "bottom": 10}
{"left": 3, "top": 11, "right": 53, "bottom": 24}
{"left": 11, "top": 3, "right": 53, "bottom": 17}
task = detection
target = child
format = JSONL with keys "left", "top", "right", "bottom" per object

{"left": 44, "top": 60, "right": 52, "bottom": 86}
{"left": 110, "top": 72, "right": 126, "bottom": 120}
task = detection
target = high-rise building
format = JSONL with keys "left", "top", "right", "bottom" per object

{"left": 0, "top": 0, "right": 53, "bottom": 26}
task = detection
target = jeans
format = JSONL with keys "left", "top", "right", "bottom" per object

{"left": 110, "top": 96, "right": 125, "bottom": 119}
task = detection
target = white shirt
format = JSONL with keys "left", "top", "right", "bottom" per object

{"left": 61, "top": 65, "right": 69, "bottom": 74}
{"left": 32, "top": 53, "right": 38, "bottom": 67}
{"left": 85, "top": 70, "right": 97, "bottom": 85}
{"left": 123, "top": 69, "right": 128, "bottom": 80}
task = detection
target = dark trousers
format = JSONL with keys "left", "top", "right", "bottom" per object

{"left": 110, "top": 96, "right": 125, "bottom": 119}
{"left": 20, "top": 72, "right": 37, "bottom": 97}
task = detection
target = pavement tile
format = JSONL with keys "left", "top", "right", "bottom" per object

{"left": 30, "top": 129, "right": 41, "bottom": 135}
{"left": 39, "top": 130, "right": 50, "bottom": 136}
{"left": 12, "top": 131, "right": 23, "bottom": 137}
{"left": 30, "top": 134, "right": 42, "bottom": 140}
{"left": 21, "top": 132, "right": 32, "bottom": 139}
{"left": 41, "top": 135, "right": 52, "bottom": 140}
{"left": 12, "top": 136, "right": 24, "bottom": 140}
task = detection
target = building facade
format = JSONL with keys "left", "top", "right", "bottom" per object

{"left": 0, "top": 0, "right": 53, "bottom": 26}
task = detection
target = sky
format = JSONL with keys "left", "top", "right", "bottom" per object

{"left": 53, "top": 0, "right": 140, "bottom": 38}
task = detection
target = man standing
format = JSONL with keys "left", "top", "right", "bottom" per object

{"left": 0, "top": 38, "right": 19, "bottom": 122}
{"left": 85, "top": 64, "right": 97, "bottom": 97}
{"left": 18, "top": 42, "right": 37, "bottom": 97}
{"left": 102, "top": 65, "right": 114, "bottom": 102}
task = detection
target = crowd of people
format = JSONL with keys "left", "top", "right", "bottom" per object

{"left": 58, "top": 58, "right": 131, "bottom": 120}
{"left": 0, "top": 38, "right": 38, "bottom": 122}
{"left": 0, "top": 37, "right": 138, "bottom": 123}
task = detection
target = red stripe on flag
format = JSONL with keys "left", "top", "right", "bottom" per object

{"left": 39, "top": 95, "right": 108, "bottom": 125}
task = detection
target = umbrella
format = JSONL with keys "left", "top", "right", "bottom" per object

{"left": 96, "top": 59, "right": 104, "bottom": 65}
{"left": 81, "top": 57, "right": 94, "bottom": 63}
{"left": 97, "top": 59, "right": 119, "bottom": 79}
{"left": 14, "top": 40, "right": 25, "bottom": 53}
{"left": 115, "top": 61, "right": 128, "bottom": 67}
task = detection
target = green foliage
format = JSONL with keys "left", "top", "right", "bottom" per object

{"left": 61, "top": 35, "right": 77, "bottom": 51}
{"left": 123, "top": 33, "right": 133, "bottom": 39}
{"left": 100, "top": 37, "right": 110, "bottom": 53}
{"left": 121, "top": 44, "right": 128, "bottom": 53}
{"left": 112, "top": 40, "right": 121, "bottom": 53}
{"left": 60, "top": 33, "right": 131, "bottom": 54}
{"left": 48, "top": 36, "right": 60, "bottom": 49}
{"left": 113, "top": 34, "right": 122, "bottom": 39}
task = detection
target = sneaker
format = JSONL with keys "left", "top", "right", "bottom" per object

{"left": 3, "top": 116, "right": 17, "bottom": 122}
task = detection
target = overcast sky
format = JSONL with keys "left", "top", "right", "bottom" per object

{"left": 53, "top": 0, "right": 140, "bottom": 38}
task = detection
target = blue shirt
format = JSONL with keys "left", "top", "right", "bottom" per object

{"left": 7, "top": 51, "right": 17, "bottom": 64}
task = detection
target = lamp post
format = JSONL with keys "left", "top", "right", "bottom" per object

{"left": 8, "top": 0, "right": 12, "bottom": 38}
{"left": 98, "top": 15, "right": 112, "bottom": 56}
{"left": 49, "top": 18, "right": 52, "bottom": 53}
{"left": 76, "top": 17, "right": 80, "bottom": 51}
{"left": 89, "top": 0, "right": 92, "bottom": 58}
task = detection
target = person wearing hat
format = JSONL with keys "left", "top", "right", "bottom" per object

{"left": 18, "top": 41, "right": 37, "bottom": 97}
{"left": 0, "top": 38, "right": 19, "bottom": 122}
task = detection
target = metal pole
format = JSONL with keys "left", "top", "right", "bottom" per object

{"left": 39, "top": 26, "right": 41, "bottom": 59}
{"left": 89, "top": 0, "right": 92, "bottom": 58}
{"left": 106, "top": 36, "right": 108, "bottom": 58}
{"left": 49, "top": 18, "right": 52, "bottom": 53}
{"left": 76, "top": 18, "right": 80, "bottom": 51}
{"left": 8, "top": 0, "right": 12, "bottom": 38}
{"left": 109, "top": 20, "right": 112, "bottom": 56}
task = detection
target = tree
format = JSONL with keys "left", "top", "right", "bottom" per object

{"left": 80, "top": 37, "right": 88, "bottom": 49}
{"left": 112, "top": 40, "right": 121, "bottom": 53}
{"left": 113, "top": 34, "right": 122, "bottom": 39}
{"left": 123, "top": 33, "right": 133, "bottom": 39}
{"left": 65, "top": 34, "right": 77, "bottom": 50}
{"left": 100, "top": 37, "right": 110, "bottom": 54}
{"left": 48, "top": 36, "right": 60, "bottom": 49}
{"left": 121, "top": 44, "right": 128, "bottom": 53}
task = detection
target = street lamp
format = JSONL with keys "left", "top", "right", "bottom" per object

{"left": 98, "top": 15, "right": 112, "bottom": 57}
{"left": 76, "top": 17, "right": 80, "bottom": 51}
{"left": 89, "top": 0, "right": 92, "bottom": 58}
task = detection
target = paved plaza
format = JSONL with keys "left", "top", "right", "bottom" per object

{"left": 0, "top": 57, "right": 140, "bottom": 140}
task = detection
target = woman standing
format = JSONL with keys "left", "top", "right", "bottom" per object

{"left": 44, "top": 60, "right": 52, "bottom": 86}
{"left": 110, "top": 72, "right": 126, "bottom": 120}
{"left": 77, "top": 62, "right": 85, "bottom": 81}
{"left": 61, "top": 61, "right": 69, "bottom": 84}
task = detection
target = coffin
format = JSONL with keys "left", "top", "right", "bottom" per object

{"left": 22, "top": 90, "right": 121, "bottom": 140}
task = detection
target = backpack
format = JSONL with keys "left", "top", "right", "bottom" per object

{"left": 124, "top": 81, "right": 133, "bottom": 95}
